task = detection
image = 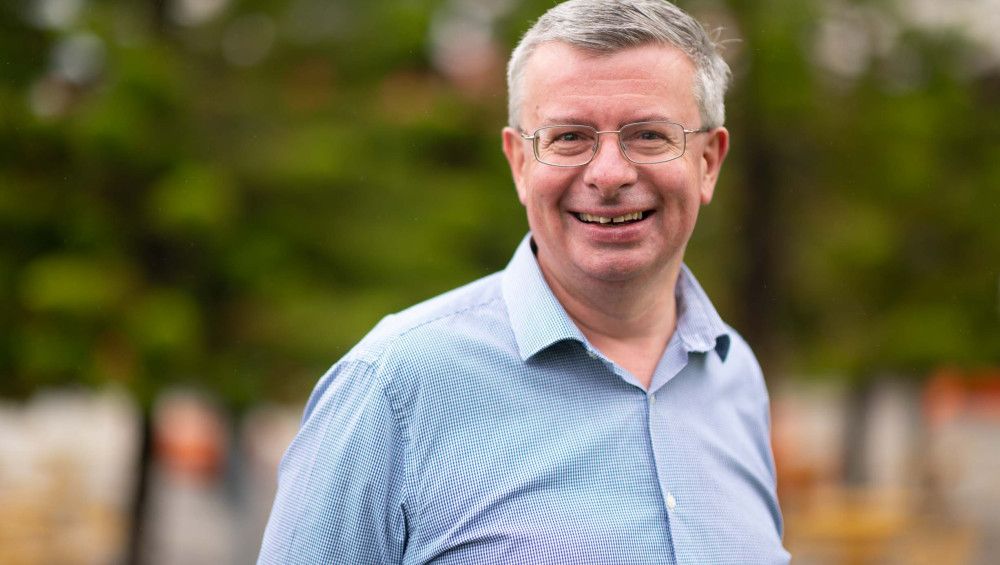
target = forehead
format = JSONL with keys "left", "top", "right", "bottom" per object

{"left": 520, "top": 42, "right": 698, "bottom": 126}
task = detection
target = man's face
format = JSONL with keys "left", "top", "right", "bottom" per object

{"left": 502, "top": 42, "right": 728, "bottom": 292}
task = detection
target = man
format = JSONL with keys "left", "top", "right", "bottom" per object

{"left": 258, "top": 1, "right": 789, "bottom": 563}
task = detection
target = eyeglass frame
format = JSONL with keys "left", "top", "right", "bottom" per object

{"left": 519, "top": 120, "right": 712, "bottom": 167}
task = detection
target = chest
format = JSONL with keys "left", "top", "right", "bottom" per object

{"left": 395, "top": 351, "right": 786, "bottom": 564}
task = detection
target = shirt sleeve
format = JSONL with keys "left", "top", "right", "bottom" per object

{"left": 748, "top": 348, "right": 784, "bottom": 539}
{"left": 257, "top": 359, "right": 408, "bottom": 564}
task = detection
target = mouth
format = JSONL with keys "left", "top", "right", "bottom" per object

{"left": 572, "top": 210, "right": 654, "bottom": 226}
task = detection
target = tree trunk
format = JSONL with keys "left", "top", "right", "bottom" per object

{"left": 842, "top": 378, "right": 873, "bottom": 485}
{"left": 125, "top": 408, "right": 153, "bottom": 565}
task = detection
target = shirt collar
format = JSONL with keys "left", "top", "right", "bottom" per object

{"left": 674, "top": 264, "right": 731, "bottom": 361}
{"left": 502, "top": 235, "right": 586, "bottom": 360}
{"left": 502, "top": 234, "right": 731, "bottom": 362}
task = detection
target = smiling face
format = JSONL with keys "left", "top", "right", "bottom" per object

{"left": 502, "top": 42, "right": 729, "bottom": 296}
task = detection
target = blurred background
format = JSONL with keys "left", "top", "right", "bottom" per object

{"left": 1, "top": 0, "right": 998, "bottom": 563}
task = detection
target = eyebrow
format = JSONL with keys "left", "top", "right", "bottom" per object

{"left": 536, "top": 114, "right": 675, "bottom": 129}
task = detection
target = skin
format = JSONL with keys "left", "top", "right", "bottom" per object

{"left": 501, "top": 42, "right": 729, "bottom": 389}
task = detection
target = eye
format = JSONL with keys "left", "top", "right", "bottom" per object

{"left": 623, "top": 123, "right": 683, "bottom": 149}
{"left": 538, "top": 127, "right": 596, "bottom": 155}
{"left": 626, "top": 127, "right": 675, "bottom": 144}
{"left": 636, "top": 129, "right": 668, "bottom": 141}
{"left": 546, "top": 128, "right": 593, "bottom": 144}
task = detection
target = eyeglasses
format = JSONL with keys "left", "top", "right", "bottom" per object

{"left": 520, "top": 121, "right": 710, "bottom": 167}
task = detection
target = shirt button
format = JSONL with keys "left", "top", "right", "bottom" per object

{"left": 666, "top": 493, "right": 677, "bottom": 510}
{"left": 649, "top": 394, "right": 656, "bottom": 405}
{"left": 587, "top": 350, "right": 598, "bottom": 359}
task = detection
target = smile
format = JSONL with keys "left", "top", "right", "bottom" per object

{"left": 573, "top": 211, "right": 651, "bottom": 225}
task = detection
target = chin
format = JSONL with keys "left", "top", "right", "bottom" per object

{"left": 575, "top": 256, "right": 653, "bottom": 284}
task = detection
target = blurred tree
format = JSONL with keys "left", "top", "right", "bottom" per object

{"left": 697, "top": 0, "right": 1000, "bottom": 482}
{"left": 2, "top": 0, "right": 525, "bottom": 561}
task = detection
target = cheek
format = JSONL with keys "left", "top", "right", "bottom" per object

{"left": 523, "top": 170, "right": 574, "bottom": 208}
{"left": 653, "top": 165, "right": 701, "bottom": 203}
{"left": 524, "top": 190, "right": 560, "bottom": 229}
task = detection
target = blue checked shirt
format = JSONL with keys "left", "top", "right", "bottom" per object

{"left": 259, "top": 235, "right": 790, "bottom": 564}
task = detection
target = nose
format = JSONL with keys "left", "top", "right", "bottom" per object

{"left": 583, "top": 133, "right": 637, "bottom": 199}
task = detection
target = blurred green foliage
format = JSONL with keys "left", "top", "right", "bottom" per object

{"left": 1, "top": 0, "right": 997, "bottom": 406}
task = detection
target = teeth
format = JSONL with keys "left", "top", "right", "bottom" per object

{"left": 578, "top": 212, "right": 644, "bottom": 224}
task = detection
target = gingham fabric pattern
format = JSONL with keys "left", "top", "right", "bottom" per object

{"left": 258, "top": 235, "right": 790, "bottom": 564}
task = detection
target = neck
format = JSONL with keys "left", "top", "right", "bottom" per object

{"left": 539, "top": 259, "right": 682, "bottom": 389}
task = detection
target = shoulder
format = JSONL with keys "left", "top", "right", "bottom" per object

{"left": 350, "top": 271, "right": 508, "bottom": 364}
{"left": 304, "top": 271, "right": 511, "bottom": 412}
{"left": 721, "top": 325, "right": 760, "bottom": 370}
{"left": 716, "top": 323, "right": 772, "bottom": 402}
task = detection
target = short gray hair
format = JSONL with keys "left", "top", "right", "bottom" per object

{"left": 506, "top": 0, "right": 731, "bottom": 130}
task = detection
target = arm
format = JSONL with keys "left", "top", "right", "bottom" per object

{"left": 257, "top": 359, "right": 408, "bottom": 564}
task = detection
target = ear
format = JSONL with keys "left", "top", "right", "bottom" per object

{"left": 502, "top": 127, "right": 529, "bottom": 205}
{"left": 698, "top": 126, "right": 729, "bottom": 205}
